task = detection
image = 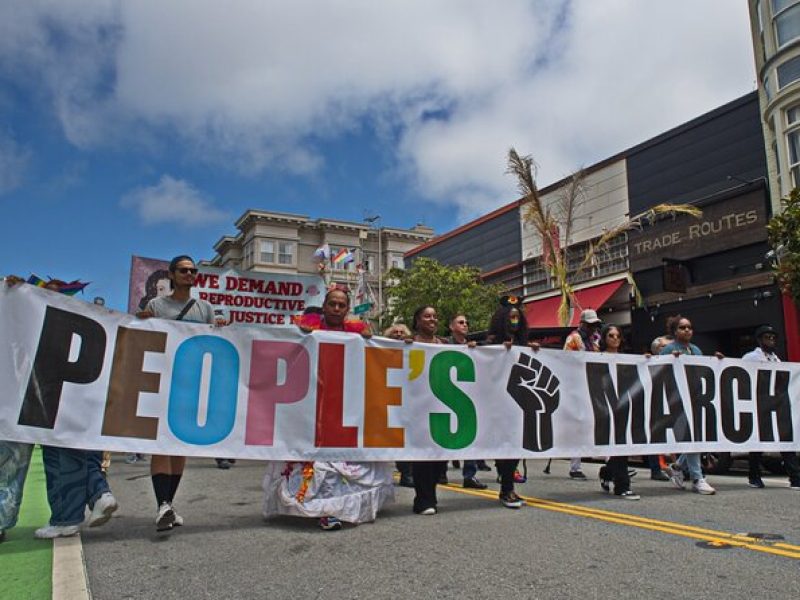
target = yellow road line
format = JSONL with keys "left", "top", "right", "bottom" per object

{"left": 436, "top": 483, "right": 800, "bottom": 560}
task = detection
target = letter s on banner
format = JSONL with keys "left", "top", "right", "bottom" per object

{"left": 428, "top": 351, "right": 477, "bottom": 449}
{"left": 168, "top": 336, "right": 239, "bottom": 445}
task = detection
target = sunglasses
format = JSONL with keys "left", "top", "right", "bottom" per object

{"left": 606, "top": 333, "right": 621, "bottom": 339}
{"left": 175, "top": 267, "right": 198, "bottom": 275}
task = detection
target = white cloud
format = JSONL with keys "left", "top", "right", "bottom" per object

{"left": 0, "top": 132, "right": 31, "bottom": 194}
{"left": 0, "top": 1, "right": 757, "bottom": 218}
{"left": 121, "top": 175, "right": 228, "bottom": 226}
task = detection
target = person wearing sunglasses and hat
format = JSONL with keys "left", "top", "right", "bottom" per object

{"left": 742, "top": 325, "right": 800, "bottom": 491}
{"left": 137, "top": 255, "right": 218, "bottom": 532}
{"left": 562, "top": 309, "right": 603, "bottom": 480}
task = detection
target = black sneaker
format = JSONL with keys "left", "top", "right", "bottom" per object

{"left": 499, "top": 491, "right": 524, "bottom": 509}
{"left": 615, "top": 490, "right": 640, "bottom": 500}
{"left": 216, "top": 459, "right": 232, "bottom": 470}
{"left": 600, "top": 479, "right": 610, "bottom": 493}
{"left": 437, "top": 474, "right": 448, "bottom": 485}
{"left": 748, "top": 477, "right": 765, "bottom": 489}
{"left": 463, "top": 477, "right": 487, "bottom": 490}
{"left": 477, "top": 461, "right": 492, "bottom": 471}
{"left": 650, "top": 470, "right": 670, "bottom": 481}
{"left": 569, "top": 470, "right": 587, "bottom": 480}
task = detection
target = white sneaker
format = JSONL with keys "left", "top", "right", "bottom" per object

{"left": 172, "top": 510, "right": 184, "bottom": 527}
{"left": 692, "top": 478, "right": 716, "bottom": 495}
{"left": 666, "top": 463, "right": 685, "bottom": 490}
{"left": 34, "top": 524, "right": 80, "bottom": 539}
{"left": 156, "top": 502, "right": 175, "bottom": 531}
{"left": 419, "top": 507, "right": 436, "bottom": 515}
{"left": 87, "top": 492, "right": 118, "bottom": 527}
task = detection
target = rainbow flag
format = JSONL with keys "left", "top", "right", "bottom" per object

{"left": 332, "top": 248, "right": 354, "bottom": 265}
{"left": 26, "top": 275, "right": 47, "bottom": 287}
{"left": 26, "top": 275, "right": 89, "bottom": 296}
{"left": 59, "top": 280, "right": 90, "bottom": 296}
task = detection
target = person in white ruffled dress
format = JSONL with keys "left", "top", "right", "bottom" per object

{"left": 262, "top": 288, "right": 394, "bottom": 530}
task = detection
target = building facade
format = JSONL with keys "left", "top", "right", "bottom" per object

{"left": 749, "top": 0, "right": 800, "bottom": 211}
{"left": 406, "top": 92, "right": 792, "bottom": 357}
{"left": 208, "top": 210, "right": 434, "bottom": 314}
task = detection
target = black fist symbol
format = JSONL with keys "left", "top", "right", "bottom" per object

{"left": 506, "top": 352, "right": 560, "bottom": 452}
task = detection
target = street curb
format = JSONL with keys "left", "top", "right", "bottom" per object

{"left": 53, "top": 535, "right": 91, "bottom": 600}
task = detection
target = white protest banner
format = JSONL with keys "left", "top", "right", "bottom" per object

{"left": 2, "top": 283, "right": 799, "bottom": 460}
{"left": 128, "top": 255, "right": 325, "bottom": 325}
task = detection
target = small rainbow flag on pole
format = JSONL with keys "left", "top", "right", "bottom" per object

{"left": 331, "top": 248, "right": 355, "bottom": 265}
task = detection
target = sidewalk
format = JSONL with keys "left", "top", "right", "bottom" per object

{"left": 0, "top": 446, "right": 53, "bottom": 600}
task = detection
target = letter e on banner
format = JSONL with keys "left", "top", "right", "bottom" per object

{"left": 245, "top": 341, "right": 310, "bottom": 446}
{"left": 363, "top": 347, "right": 404, "bottom": 448}
{"left": 102, "top": 327, "right": 166, "bottom": 439}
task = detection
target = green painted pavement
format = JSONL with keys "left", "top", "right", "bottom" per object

{"left": 0, "top": 446, "right": 53, "bottom": 600}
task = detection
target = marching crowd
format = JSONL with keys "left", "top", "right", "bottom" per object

{"left": 1, "top": 254, "right": 799, "bottom": 541}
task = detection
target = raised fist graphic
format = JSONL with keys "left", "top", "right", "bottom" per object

{"left": 506, "top": 352, "right": 560, "bottom": 452}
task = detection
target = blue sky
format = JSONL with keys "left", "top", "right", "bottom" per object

{"left": 1, "top": 1, "right": 756, "bottom": 311}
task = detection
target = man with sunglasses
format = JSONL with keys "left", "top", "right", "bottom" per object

{"left": 742, "top": 325, "right": 800, "bottom": 490}
{"left": 447, "top": 314, "right": 489, "bottom": 490}
{"left": 137, "top": 255, "right": 216, "bottom": 531}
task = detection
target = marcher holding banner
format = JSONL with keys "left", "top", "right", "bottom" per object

{"left": 1, "top": 276, "right": 118, "bottom": 541}
{"left": 661, "top": 316, "right": 719, "bottom": 495}
{"left": 408, "top": 305, "right": 449, "bottom": 515}
{"left": 137, "top": 255, "right": 215, "bottom": 531}
{"left": 486, "top": 297, "right": 531, "bottom": 509}
{"left": 563, "top": 309, "right": 603, "bottom": 481}
{"left": 742, "top": 325, "right": 800, "bottom": 490}
{"left": 597, "top": 325, "right": 640, "bottom": 500}
{"left": 262, "top": 288, "right": 394, "bottom": 530}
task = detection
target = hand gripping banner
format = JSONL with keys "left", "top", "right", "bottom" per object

{"left": 1, "top": 284, "right": 799, "bottom": 460}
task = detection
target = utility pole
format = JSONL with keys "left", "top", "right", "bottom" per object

{"left": 363, "top": 214, "right": 382, "bottom": 317}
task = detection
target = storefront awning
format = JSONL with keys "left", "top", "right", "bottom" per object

{"left": 525, "top": 279, "right": 626, "bottom": 328}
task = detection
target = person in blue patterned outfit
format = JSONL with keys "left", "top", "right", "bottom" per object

{"left": 1, "top": 275, "right": 118, "bottom": 541}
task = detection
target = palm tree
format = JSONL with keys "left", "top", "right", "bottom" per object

{"left": 507, "top": 148, "right": 702, "bottom": 326}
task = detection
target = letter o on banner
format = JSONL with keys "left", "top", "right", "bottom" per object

{"left": 169, "top": 336, "right": 239, "bottom": 445}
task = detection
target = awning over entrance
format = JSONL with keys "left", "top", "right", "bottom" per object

{"left": 525, "top": 279, "right": 626, "bottom": 328}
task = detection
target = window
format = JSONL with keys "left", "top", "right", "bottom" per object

{"left": 566, "top": 241, "right": 592, "bottom": 284}
{"left": 594, "top": 233, "right": 629, "bottom": 277}
{"left": 260, "top": 240, "right": 274, "bottom": 263}
{"left": 523, "top": 257, "right": 551, "bottom": 295}
{"left": 775, "top": 2, "right": 800, "bottom": 47}
{"left": 777, "top": 55, "right": 800, "bottom": 89}
{"left": 787, "top": 104, "right": 800, "bottom": 188}
{"left": 243, "top": 242, "right": 254, "bottom": 269}
{"left": 773, "top": 0, "right": 798, "bottom": 15}
{"left": 364, "top": 253, "right": 377, "bottom": 273}
{"left": 389, "top": 255, "right": 404, "bottom": 270}
{"left": 278, "top": 241, "right": 294, "bottom": 265}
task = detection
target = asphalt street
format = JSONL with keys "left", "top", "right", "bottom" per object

{"left": 81, "top": 458, "right": 800, "bottom": 600}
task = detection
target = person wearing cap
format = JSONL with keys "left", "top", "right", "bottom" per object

{"left": 742, "top": 325, "right": 800, "bottom": 490}
{"left": 562, "top": 309, "right": 602, "bottom": 480}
